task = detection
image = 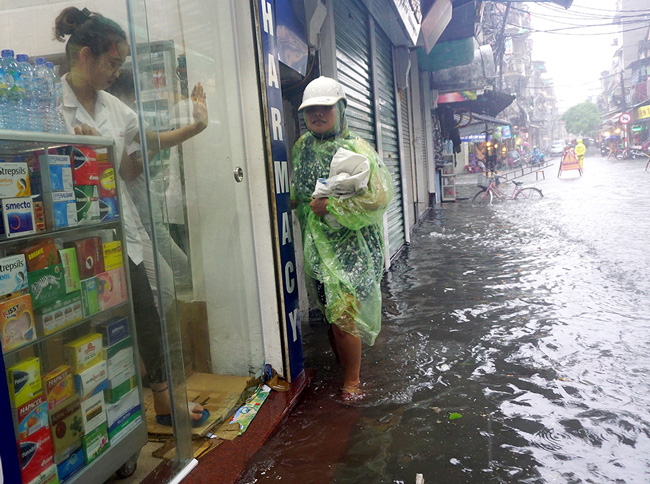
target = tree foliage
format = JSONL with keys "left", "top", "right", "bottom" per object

{"left": 561, "top": 102, "right": 601, "bottom": 137}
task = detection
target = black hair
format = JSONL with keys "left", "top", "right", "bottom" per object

{"left": 54, "top": 7, "right": 127, "bottom": 61}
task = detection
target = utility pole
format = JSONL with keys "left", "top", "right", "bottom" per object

{"left": 620, "top": 68, "right": 628, "bottom": 149}
{"left": 496, "top": 3, "right": 511, "bottom": 91}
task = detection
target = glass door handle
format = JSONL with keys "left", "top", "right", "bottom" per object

{"left": 234, "top": 167, "right": 244, "bottom": 182}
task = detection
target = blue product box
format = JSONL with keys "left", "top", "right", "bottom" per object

{"left": 57, "top": 446, "right": 84, "bottom": 483}
{"left": 93, "top": 316, "right": 129, "bottom": 348}
{"left": 40, "top": 154, "right": 73, "bottom": 192}
{"left": 52, "top": 191, "right": 78, "bottom": 228}
{"left": 99, "top": 197, "right": 119, "bottom": 222}
{"left": 2, "top": 197, "right": 35, "bottom": 237}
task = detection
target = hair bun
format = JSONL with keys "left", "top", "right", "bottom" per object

{"left": 54, "top": 7, "right": 92, "bottom": 41}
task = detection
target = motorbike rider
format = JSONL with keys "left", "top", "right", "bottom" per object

{"left": 575, "top": 138, "right": 586, "bottom": 169}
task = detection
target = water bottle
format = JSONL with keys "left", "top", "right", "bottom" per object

{"left": 16, "top": 54, "right": 41, "bottom": 131}
{"left": 34, "top": 57, "right": 56, "bottom": 132}
{"left": 1, "top": 50, "right": 24, "bottom": 130}
{"left": 0, "top": 66, "right": 8, "bottom": 130}
{"left": 47, "top": 62, "right": 65, "bottom": 132}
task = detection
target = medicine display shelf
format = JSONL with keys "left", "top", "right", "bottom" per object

{"left": 0, "top": 130, "right": 148, "bottom": 484}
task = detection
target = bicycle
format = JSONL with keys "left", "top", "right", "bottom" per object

{"left": 472, "top": 170, "right": 543, "bottom": 205}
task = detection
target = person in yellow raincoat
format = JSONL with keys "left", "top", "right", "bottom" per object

{"left": 292, "top": 77, "right": 393, "bottom": 401}
{"left": 575, "top": 138, "right": 586, "bottom": 169}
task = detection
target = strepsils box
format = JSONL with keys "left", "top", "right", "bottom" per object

{"left": 2, "top": 197, "right": 35, "bottom": 237}
{"left": 0, "top": 253, "right": 28, "bottom": 297}
{"left": 0, "top": 162, "right": 31, "bottom": 198}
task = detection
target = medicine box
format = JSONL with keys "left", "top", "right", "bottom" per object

{"left": 56, "top": 446, "right": 84, "bottom": 484}
{"left": 68, "top": 237, "right": 104, "bottom": 279}
{"left": 99, "top": 196, "right": 119, "bottom": 222}
{"left": 93, "top": 316, "right": 129, "bottom": 348}
{"left": 82, "top": 421, "right": 109, "bottom": 464}
{"left": 104, "top": 364, "right": 136, "bottom": 404}
{"left": 80, "top": 391, "right": 106, "bottom": 434}
{"left": 74, "top": 185, "right": 100, "bottom": 225}
{"left": 18, "top": 238, "right": 59, "bottom": 272}
{"left": 96, "top": 267, "right": 128, "bottom": 311}
{"left": 66, "top": 145, "right": 99, "bottom": 186}
{"left": 0, "top": 293, "right": 36, "bottom": 352}
{"left": 98, "top": 162, "right": 116, "bottom": 198}
{"left": 106, "top": 388, "right": 141, "bottom": 442}
{"left": 43, "top": 365, "right": 74, "bottom": 411}
{"left": 103, "top": 336, "right": 134, "bottom": 378}
{"left": 50, "top": 190, "right": 78, "bottom": 228}
{"left": 102, "top": 241, "right": 123, "bottom": 271}
{"left": 28, "top": 264, "right": 66, "bottom": 309}
{"left": 48, "top": 396, "right": 83, "bottom": 460}
{"left": 37, "top": 291, "right": 83, "bottom": 336}
{"left": 0, "top": 253, "right": 28, "bottom": 297}
{"left": 7, "top": 357, "right": 42, "bottom": 408}
{"left": 64, "top": 333, "right": 103, "bottom": 373}
{"left": 39, "top": 153, "right": 73, "bottom": 191}
{"left": 26, "top": 463, "right": 59, "bottom": 484}
{"left": 59, "top": 248, "right": 80, "bottom": 293}
{"left": 17, "top": 424, "right": 54, "bottom": 484}
{"left": 73, "top": 360, "right": 109, "bottom": 401}
{"left": 80, "top": 277, "right": 99, "bottom": 317}
{"left": 2, "top": 196, "right": 35, "bottom": 237}
{"left": 13, "top": 394, "right": 48, "bottom": 439}
{"left": 0, "top": 162, "right": 31, "bottom": 198}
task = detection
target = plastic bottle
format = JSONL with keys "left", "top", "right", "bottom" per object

{"left": 16, "top": 54, "right": 41, "bottom": 131}
{"left": 34, "top": 57, "right": 56, "bottom": 132}
{"left": 0, "top": 65, "right": 8, "bottom": 130}
{"left": 1, "top": 50, "right": 24, "bottom": 130}
{"left": 47, "top": 62, "right": 65, "bottom": 132}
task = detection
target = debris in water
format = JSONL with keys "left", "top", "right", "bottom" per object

{"left": 449, "top": 413, "right": 463, "bottom": 420}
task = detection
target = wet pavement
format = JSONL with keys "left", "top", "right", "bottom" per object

{"left": 237, "top": 154, "right": 650, "bottom": 484}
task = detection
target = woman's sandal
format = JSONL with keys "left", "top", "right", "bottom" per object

{"left": 155, "top": 402, "right": 211, "bottom": 428}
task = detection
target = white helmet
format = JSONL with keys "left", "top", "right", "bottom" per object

{"left": 298, "top": 76, "right": 347, "bottom": 111}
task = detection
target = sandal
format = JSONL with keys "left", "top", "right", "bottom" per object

{"left": 155, "top": 403, "right": 211, "bottom": 428}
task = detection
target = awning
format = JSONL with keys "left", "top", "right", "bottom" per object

{"left": 418, "top": 37, "right": 475, "bottom": 72}
{"left": 459, "top": 112, "right": 510, "bottom": 137}
{"left": 437, "top": 88, "right": 516, "bottom": 117}
{"left": 626, "top": 56, "right": 650, "bottom": 71}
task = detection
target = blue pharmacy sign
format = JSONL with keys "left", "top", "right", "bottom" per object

{"left": 257, "top": 0, "right": 304, "bottom": 381}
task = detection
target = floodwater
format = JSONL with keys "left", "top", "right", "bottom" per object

{"left": 238, "top": 154, "right": 650, "bottom": 484}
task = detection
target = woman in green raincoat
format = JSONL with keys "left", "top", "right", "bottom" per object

{"left": 292, "top": 77, "right": 393, "bottom": 400}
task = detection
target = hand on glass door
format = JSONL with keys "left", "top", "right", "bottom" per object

{"left": 190, "top": 82, "right": 208, "bottom": 132}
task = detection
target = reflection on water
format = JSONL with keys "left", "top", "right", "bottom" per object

{"left": 239, "top": 156, "right": 650, "bottom": 484}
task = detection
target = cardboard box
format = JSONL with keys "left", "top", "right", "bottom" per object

{"left": 96, "top": 268, "right": 127, "bottom": 311}
{"left": 80, "top": 391, "right": 106, "bottom": 433}
{"left": 106, "top": 387, "right": 141, "bottom": 442}
{"left": 67, "top": 145, "right": 99, "bottom": 186}
{"left": 0, "top": 162, "right": 31, "bottom": 197}
{"left": 103, "top": 336, "right": 134, "bottom": 378}
{"left": 98, "top": 162, "right": 116, "bottom": 198}
{"left": 33, "top": 199, "right": 46, "bottom": 233}
{"left": 28, "top": 264, "right": 66, "bottom": 309}
{"left": 104, "top": 364, "right": 136, "bottom": 404}
{"left": 73, "top": 360, "right": 108, "bottom": 400}
{"left": 64, "top": 333, "right": 103, "bottom": 373}
{"left": 0, "top": 253, "right": 28, "bottom": 297}
{"left": 102, "top": 241, "right": 123, "bottom": 271}
{"left": 43, "top": 365, "right": 74, "bottom": 411}
{"left": 74, "top": 185, "right": 100, "bottom": 225}
{"left": 58, "top": 248, "right": 80, "bottom": 294}
{"left": 67, "top": 237, "right": 104, "bottom": 279}
{"left": 7, "top": 357, "right": 42, "bottom": 407}
{"left": 80, "top": 277, "right": 99, "bottom": 317}
{"left": 50, "top": 191, "right": 78, "bottom": 228}
{"left": 0, "top": 293, "right": 36, "bottom": 352}
{"left": 18, "top": 238, "right": 59, "bottom": 272}
{"left": 39, "top": 153, "right": 73, "bottom": 192}
{"left": 13, "top": 394, "right": 48, "bottom": 439}
{"left": 48, "top": 396, "right": 83, "bottom": 460}
{"left": 82, "top": 422, "right": 109, "bottom": 464}
{"left": 37, "top": 292, "right": 83, "bottom": 336}
{"left": 17, "top": 425, "right": 54, "bottom": 484}
{"left": 2, "top": 196, "right": 35, "bottom": 237}
{"left": 56, "top": 446, "right": 84, "bottom": 484}
{"left": 93, "top": 316, "right": 129, "bottom": 348}
{"left": 98, "top": 196, "right": 119, "bottom": 222}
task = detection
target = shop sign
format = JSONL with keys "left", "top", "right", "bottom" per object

{"left": 502, "top": 125, "right": 512, "bottom": 139}
{"left": 638, "top": 105, "right": 650, "bottom": 120}
{"left": 392, "top": 0, "right": 421, "bottom": 45}
{"left": 257, "top": 0, "right": 304, "bottom": 380}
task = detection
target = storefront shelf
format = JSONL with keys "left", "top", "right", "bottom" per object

{"left": 0, "top": 129, "right": 114, "bottom": 153}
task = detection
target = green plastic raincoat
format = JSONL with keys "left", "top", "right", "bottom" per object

{"left": 292, "top": 102, "right": 393, "bottom": 345}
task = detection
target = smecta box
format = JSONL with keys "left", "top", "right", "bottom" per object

{"left": 39, "top": 153, "right": 73, "bottom": 192}
{"left": 0, "top": 293, "right": 36, "bottom": 352}
{"left": 2, "top": 196, "right": 35, "bottom": 237}
{"left": 0, "top": 162, "right": 31, "bottom": 197}
{"left": 0, "top": 253, "right": 28, "bottom": 297}
{"left": 7, "top": 357, "right": 42, "bottom": 408}
{"left": 50, "top": 191, "right": 78, "bottom": 229}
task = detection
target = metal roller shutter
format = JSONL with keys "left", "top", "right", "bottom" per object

{"left": 400, "top": 88, "right": 416, "bottom": 227}
{"left": 374, "top": 25, "right": 406, "bottom": 257}
{"left": 334, "top": 0, "right": 375, "bottom": 148}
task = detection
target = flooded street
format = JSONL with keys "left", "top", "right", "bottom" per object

{"left": 238, "top": 155, "right": 650, "bottom": 484}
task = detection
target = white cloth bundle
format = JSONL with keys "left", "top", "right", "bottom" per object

{"left": 312, "top": 147, "right": 371, "bottom": 199}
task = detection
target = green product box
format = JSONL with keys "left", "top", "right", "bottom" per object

{"left": 104, "top": 364, "right": 136, "bottom": 404}
{"left": 28, "top": 264, "right": 66, "bottom": 309}
{"left": 59, "top": 248, "right": 80, "bottom": 293}
{"left": 82, "top": 421, "right": 110, "bottom": 464}
{"left": 103, "top": 336, "right": 134, "bottom": 378}
{"left": 80, "top": 277, "right": 99, "bottom": 317}
{"left": 37, "top": 291, "right": 83, "bottom": 336}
